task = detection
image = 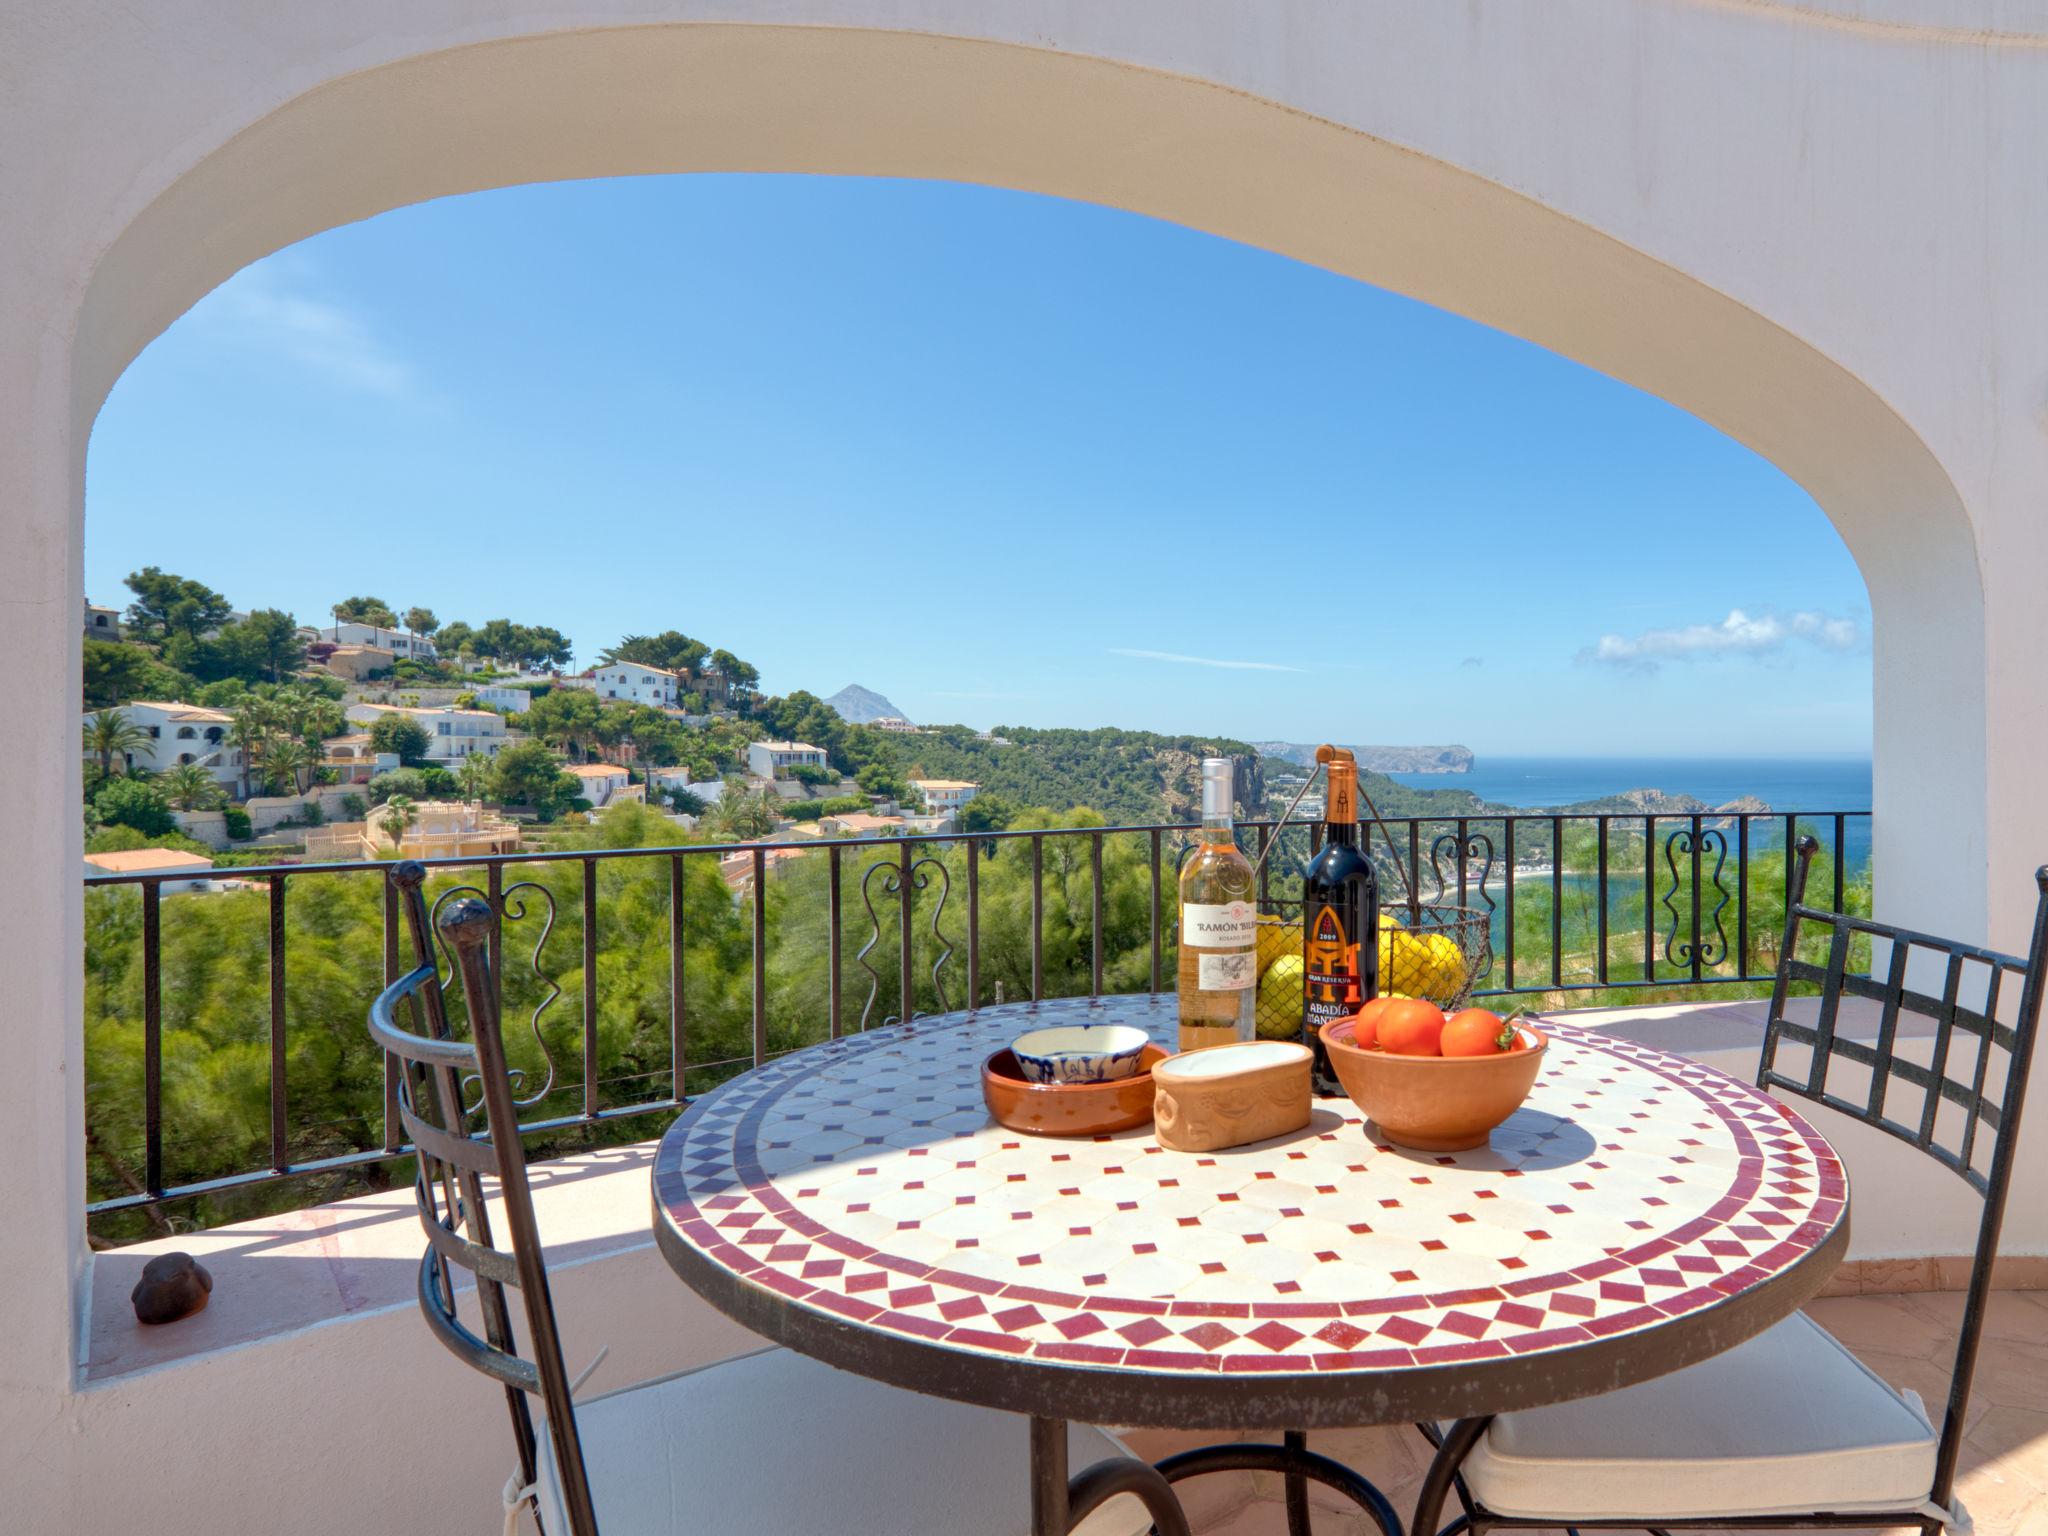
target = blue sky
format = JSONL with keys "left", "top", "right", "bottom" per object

{"left": 85, "top": 174, "right": 1872, "bottom": 757}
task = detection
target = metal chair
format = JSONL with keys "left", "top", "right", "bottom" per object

{"left": 367, "top": 861, "right": 1185, "bottom": 1536}
{"left": 1412, "top": 836, "right": 2048, "bottom": 1536}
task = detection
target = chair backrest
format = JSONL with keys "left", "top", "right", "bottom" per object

{"left": 1758, "top": 836, "right": 2048, "bottom": 1508}
{"left": 367, "top": 861, "right": 602, "bottom": 1536}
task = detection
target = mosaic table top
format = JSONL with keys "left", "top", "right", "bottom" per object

{"left": 653, "top": 995, "right": 1848, "bottom": 1427}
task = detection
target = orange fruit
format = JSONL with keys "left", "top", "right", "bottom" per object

{"left": 1442, "top": 1008, "right": 1511, "bottom": 1057}
{"left": 1378, "top": 998, "right": 1447, "bottom": 1057}
{"left": 1347, "top": 995, "right": 1398, "bottom": 1050}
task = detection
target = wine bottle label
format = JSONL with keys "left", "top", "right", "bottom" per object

{"left": 1181, "top": 900, "right": 1257, "bottom": 947}
{"left": 1303, "top": 904, "right": 1363, "bottom": 1021}
{"left": 1195, "top": 950, "right": 1257, "bottom": 990}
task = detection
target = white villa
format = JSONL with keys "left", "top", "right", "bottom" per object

{"left": 301, "top": 799, "right": 522, "bottom": 861}
{"left": 83, "top": 701, "right": 243, "bottom": 790}
{"left": 563, "top": 662, "right": 679, "bottom": 709}
{"left": 746, "top": 740, "right": 827, "bottom": 779}
{"left": 909, "top": 778, "right": 979, "bottom": 815}
{"left": 564, "top": 762, "right": 636, "bottom": 808}
{"left": 315, "top": 620, "right": 437, "bottom": 658}
{"left": 343, "top": 702, "right": 510, "bottom": 763}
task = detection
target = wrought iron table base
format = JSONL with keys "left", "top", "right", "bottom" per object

{"left": 1032, "top": 1416, "right": 1193, "bottom": 1536}
{"left": 1154, "top": 1431, "right": 1404, "bottom": 1536}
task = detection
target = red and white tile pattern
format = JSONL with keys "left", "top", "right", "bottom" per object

{"left": 655, "top": 995, "right": 1844, "bottom": 1379}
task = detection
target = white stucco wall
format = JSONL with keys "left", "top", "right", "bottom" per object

{"left": 7, "top": 3, "right": 2048, "bottom": 1529}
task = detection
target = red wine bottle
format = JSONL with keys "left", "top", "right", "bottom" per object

{"left": 1300, "top": 746, "right": 1379, "bottom": 1097}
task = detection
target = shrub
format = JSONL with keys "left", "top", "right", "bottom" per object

{"left": 340, "top": 793, "right": 367, "bottom": 820}
{"left": 367, "top": 714, "right": 433, "bottom": 767}
{"left": 222, "top": 806, "right": 253, "bottom": 840}
{"left": 92, "top": 777, "right": 175, "bottom": 837}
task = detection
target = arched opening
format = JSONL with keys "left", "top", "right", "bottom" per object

{"left": 70, "top": 24, "right": 1985, "bottom": 945}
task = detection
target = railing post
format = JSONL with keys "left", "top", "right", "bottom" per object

{"left": 898, "top": 837, "right": 915, "bottom": 1023}
{"left": 143, "top": 880, "right": 163, "bottom": 1198}
{"left": 751, "top": 848, "right": 767, "bottom": 1065}
{"left": 1689, "top": 813, "right": 1705, "bottom": 982}
{"left": 268, "top": 873, "right": 288, "bottom": 1174}
{"left": 829, "top": 845, "right": 845, "bottom": 1035}
{"left": 670, "top": 852, "right": 687, "bottom": 1098}
{"left": 582, "top": 857, "right": 599, "bottom": 1119}
{"left": 1503, "top": 817, "right": 1517, "bottom": 990}
{"left": 1643, "top": 816, "right": 1657, "bottom": 983}
{"left": 1031, "top": 834, "right": 1045, "bottom": 1004}
{"left": 1550, "top": 818, "right": 1564, "bottom": 989}
{"left": 1737, "top": 815, "right": 1751, "bottom": 978}
{"left": 1149, "top": 828, "right": 1162, "bottom": 995}
{"left": 381, "top": 872, "right": 401, "bottom": 1153}
{"left": 966, "top": 840, "right": 981, "bottom": 1011}
{"left": 1090, "top": 832, "right": 1105, "bottom": 999}
{"left": 1596, "top": 817, "right": 1610, "bottom": 986}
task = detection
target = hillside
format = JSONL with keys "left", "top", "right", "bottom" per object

{"left": 1256, "top": 741, "right": 1474, "bottom": 774}
{"left": 824, "top": 684, "right": 908, "bottom": 724}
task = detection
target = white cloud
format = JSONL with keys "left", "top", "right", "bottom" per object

{"left": 1110, "top": 648, "right": 1305, "bottom": 674}
{"left": 191, "top": 262, "right": 413, "bottom": 397}
{"left": 1580, "top": 608, "right": 1863, "bottom": 672}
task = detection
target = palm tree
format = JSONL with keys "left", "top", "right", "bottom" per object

{"left": 83, "top": 710, "right": 151, "bottom": 779}
{"left": 226, "top": 706, "right": 277, "bottom": 801}
{"left": 263, "top": 738, "right": 312, "bottom": 796}
{"left": 159, "top": 763, "right": 223, "bottom": 811}
{"left": 379, "top": 793, "right": 419, "bottom": 852}
{"left": 456, "top": 753, "right": 492, "bottom": 802}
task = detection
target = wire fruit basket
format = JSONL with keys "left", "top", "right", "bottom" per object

{"left": 1251, "top": 902, "right": 1492, "bottom": 1039}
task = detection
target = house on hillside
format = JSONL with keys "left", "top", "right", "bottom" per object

{"left": 319, "top": 734, "right": 398, "bottom": 785}
{"left": 314, "top": 620, "right": 437, "bottom": 659}
{"left": 909, "top": 779, "right": 979, "bottom": 816}
{"left": 746, "top": 740, "right": 827, "bottom": 779}
{"left": 83, "top": 601, "right": 120, "bottom": 640}
{"left": 301, "top": 800, "right": 521, "bottom": 861}
{"left": 820, "top": 811, "right": 910, "bottom": 838}
{"left": 559, "top": 662, "right": 680, "bottom": 709}
{"left": 343, "top": 702, "right": 510, "bottom": 763}
{"left": 82, "top": 701, "right": 244, "bottom": 791}
{"left": 82, "top": 846, "right": 217, "bottom": 894}
{"left": 564, "top": 762, "right": 637, "bottom": 808}
{"left": 316, "top": 644, "right": 395, "bottom": 682}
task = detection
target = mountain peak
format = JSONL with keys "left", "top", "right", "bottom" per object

{"left": 826, "top": 684, "right": 911, "bottom": 725}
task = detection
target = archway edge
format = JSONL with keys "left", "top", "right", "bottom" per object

{"left": 76, "top": 21, "right": 1987, "bottom": 942}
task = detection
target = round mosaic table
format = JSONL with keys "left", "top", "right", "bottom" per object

{"left": 652, "top": 994, "right": 1848, "bottom": 1534}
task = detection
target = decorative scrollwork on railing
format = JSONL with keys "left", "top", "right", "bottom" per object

{"left": 430, "top": 880, "right": 561, "bottom": 1118}
{"left": 1428, "top": 832, "right": 1497, "bottom": 915}
{"left": 1427, "top": 831, "right": 1498, "bottom": 978}
{"left": 856, "top": 853, "right": 954, "bottom": 1030}
{"left": 1662, "top": 826, "right": 1731, "bottom": 970}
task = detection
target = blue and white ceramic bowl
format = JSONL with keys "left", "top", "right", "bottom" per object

{"left": 1009, "top": 1024, "right": 1152, "bottom": 1085}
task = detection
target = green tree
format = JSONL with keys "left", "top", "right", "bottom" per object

{"left": 205, "top": 608, "right": 307, "bottom": 684}
{"left": 456, "top": 752, "right": 493, "bottom": 801}
{"left": 262, "top": 738, "right": 312, "bottom": 796}
{"left": 601, "top": 631, "right": 711, "bottom": 678}
{"left": 436, "top": 620, "right": 474, "bottom": 656}
{"left": 403, "top": 607, "right": 438, "bottom": 643}
{"left": 467, "top": 618, "right": 573, "bottom": 669}
{"left": 331, "top": 596, "right": 398, "bottom": 628}
{"left": 379, "top": 794, "right": 419, "bottom": 851}
{"left": 83, "top": 640, "right": 194, "bottom": 710}
{"left": 367, "top": 713, "right": 433, "bottom": 767}
{"left": 711, "top": 786, "right": 782, "bottom": 841}
{"left": 368, "top": 766, "right": 456, "bottom": 804}
{"left": 525, "top": 688, "right": 604, "bottom": 758}
{"left": 490, "top": 740, "right": 580, "bottom": 819}
{"left": 83, "top": 709, "right": 151, "bottom": 778}
{"left": 708, "top": 648, "right": 760, "bottom": 701}
{"left": 92, "top": 776, "right": 175, "bottom": 837}
{"left": 123, "top": 567, "right": 232, "bottom": 648}
{"left": 958, "top": 792, "right": 1017, "bottom": 833}
{"left": 226, "top": 705, "right": 276, "bottom": 802}
{"left": 159, "top": 762, "right": 224, "bottom": 811}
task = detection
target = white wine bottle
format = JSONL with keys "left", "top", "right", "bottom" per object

{"left": 1176, "top": 758, "right": 1258, "bottom": 1051}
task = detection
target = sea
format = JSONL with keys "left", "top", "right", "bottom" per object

{"left": 1382, "top": 755, "right": 1872, "bottom": 813}
{"left": 1382, "top": 753, "right": 1875, "bottom": 881}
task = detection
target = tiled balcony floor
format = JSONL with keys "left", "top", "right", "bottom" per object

{"left": 1120, "top": 1288, "right": 2048, "bottom": 1536}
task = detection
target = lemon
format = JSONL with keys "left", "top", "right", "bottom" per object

{"left": 1255, "top": 915, "right": 1298, "bottom": 977}
{"left": 1256, "top": 954, "right": 1305, "bottom": 1039}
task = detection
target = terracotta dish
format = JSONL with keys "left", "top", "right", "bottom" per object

{"left": 1152, "top": 1040, "right": 1313, "bottom": 1152}
{"left": 981, "top": 1043, "right": 1168, "bottom": 1136}
{"left": 1319, "top": 1017, "right": 1547, "bottom": 1152}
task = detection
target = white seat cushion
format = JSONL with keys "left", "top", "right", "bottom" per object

{"left": 534, "top": 1346, "right": 1152, "bottom": 1536}
{"left": 1459, "top": 1310, "right": 1942, "bottom": 1521}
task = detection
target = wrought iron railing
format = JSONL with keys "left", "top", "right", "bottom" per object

{"left": 81, "top": 808, "right": 1868, "bottom": 1230}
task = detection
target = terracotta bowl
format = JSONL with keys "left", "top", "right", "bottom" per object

{"left": 982, "top": 1044, "right": 1168, "bottom": 1137}
{"left": 1318, "top": 1018, "right": 1547, "bottom": 1152}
